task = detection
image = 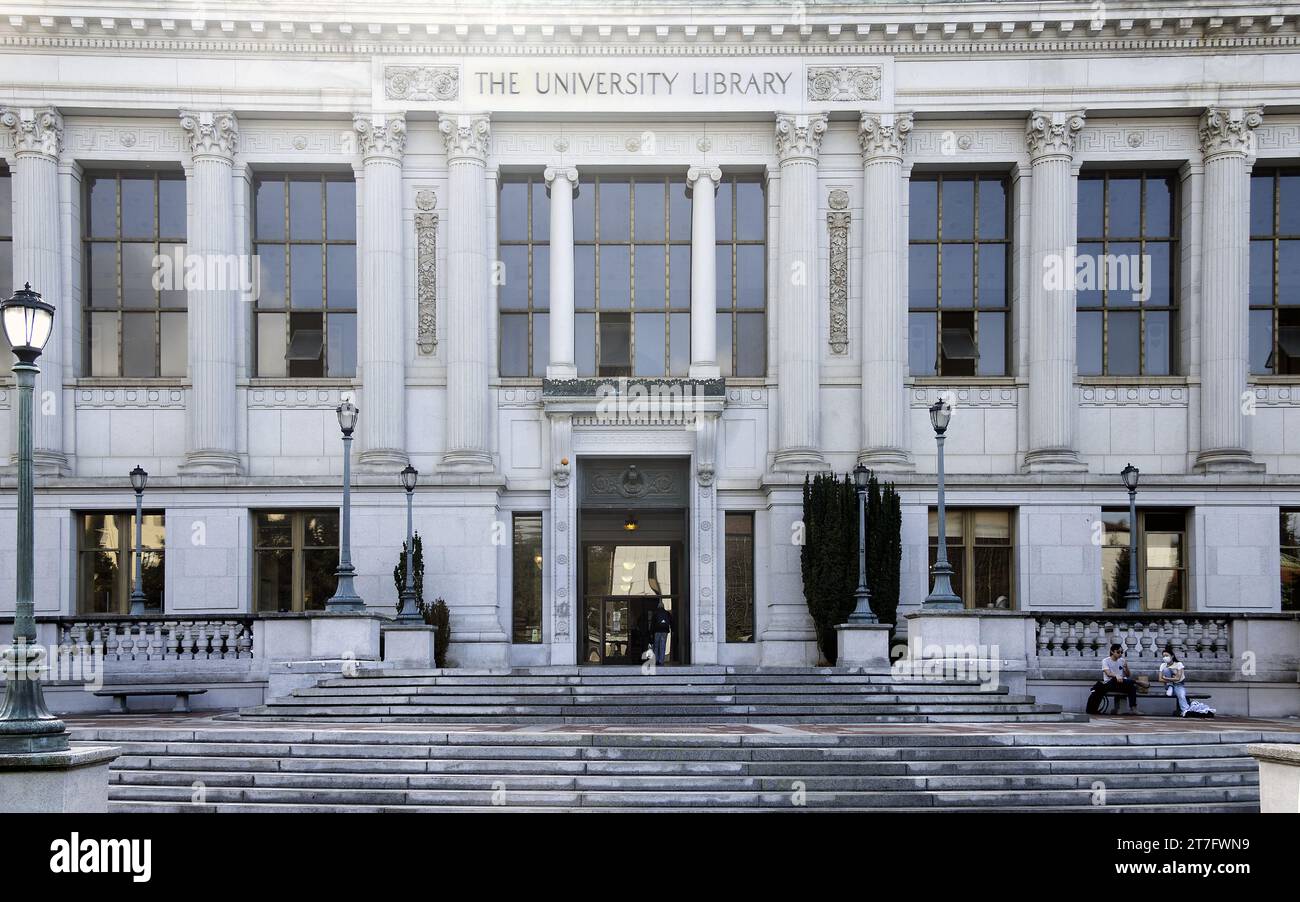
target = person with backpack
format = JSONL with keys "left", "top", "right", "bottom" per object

{"left": 651, "top": 600, "right": 674, "bottom": 666}
{"left": 1099, "top": 643, "right": 1140, "bottom": 715}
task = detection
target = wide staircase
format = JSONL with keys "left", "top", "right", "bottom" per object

{"left": 237, "top": 665, "right": 1084, "bottom": 725}
{"left": 71, "top": 723, "right": 1288, "bottom": 812}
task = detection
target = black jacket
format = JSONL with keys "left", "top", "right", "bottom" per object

{"left": 652, "top": 609, "right": 674, "bottom": 634}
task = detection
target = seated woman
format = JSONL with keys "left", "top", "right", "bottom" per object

{"left": 1158, "top": 646, "right": 1190, "bottom": 715}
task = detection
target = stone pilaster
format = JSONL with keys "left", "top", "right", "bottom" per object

{"left": 352, "top": 113, "right": 409, "bottom": 470}
{"left": 1196, "top": 107, "right": 1264, "bottom": 472}
{"left": 686, "top": 165, "right": 721, "bottom": 379}
{"left": 1023, "top": 110, "right": 1087, "bottom": 473}
{"left": 176, "top": 110, "right": 242, "bottom": 474}
{"left": 1, "top": 107, "right": 68, "bottom": 474}
{"left": 439, "top": 113, "right": 494, "bottom": 472}
{"left": 857, "top": 112, "right": 914, "bottom": 471}
{"left": 772, "top": 113, "right": 827, "bottom": 471}
{"left": 544, "top": 165, "right": 577, "bottom": 380}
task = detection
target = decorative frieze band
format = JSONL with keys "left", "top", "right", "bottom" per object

{"left": 827, "top": 188, "right": 850, "bottom": 355}
{"left": 1078, "top": 385, "right": 1189, "bottom": 407}
{"left": 353, "top": 112, "right": 407, "bottom": 160}
{"left": 0, "top": 106, "right": 63, "bottom": 158}
{"left": 858, "top": 111, "right": 913, "bottom": 160}
{"left": 806, "top": 65, "right": 881, "bottom": 102}
{"left": 1199, "top": 107, "right": 1263, "bottom": 159}
{"left": 178, "top": 109, "right": 238, "bottom": 160}
{"left": 384, "top": 65, "right": 460, "bottom": 102}
{"left": 439, "top": 113, "right": 491, "bottom": 162}
{"left": 1026, "top": 109, "right": 1086, "bottom": 159}
{"left": 415, "top": 187, "right": 439, "bottom": 355}
{"left": 774, "top": 113, "right": 826, "bottom": 162}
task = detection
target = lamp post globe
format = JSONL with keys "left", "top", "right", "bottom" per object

{"left": 0, "top": 284, "right": 68, "bottom": 754}
{"left": 127, "top": 466, "right": 150, "bottom": 616}
{"left": 923, "top": 398, "right": 963, "bottom": 610}
{"left": 398, "top": 465, "right": 423, "bottom": 622}
{"left": 1121, "top": 463, "right": 1142, "bottom": 612}
{"left": 847, "top": 463, "right": 876, "bottom": 623}
{"left": 324, "top": 400, "right": 365, "bottom": 612}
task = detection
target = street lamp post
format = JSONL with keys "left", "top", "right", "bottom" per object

{"left": 0, "top": 284, "right": 68, "bottom": 754}
{"left": 324, "top": 400, "right": 365, "bottom": 611}
{"left": 128, "top": 466, "right": 149, "bottom": 616}
{"left": 847, "top": 463, "right": 877, "bottom": 623}
{"left": 1121, "top": 463, "right": 1142, "bottom": 612}
{"left": 398, "top": 464, "right": 422, "bottom": 622}
{"left": 923, "top": 398, "right": 963, "bottom": 609}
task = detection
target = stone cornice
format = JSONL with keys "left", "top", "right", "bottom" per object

{"left": 858, "top": 111, "right": 913, "bottom": 160}
{"left": 1199, "top": 106, "right": 1264, "bottom": 159}
{"left": 439, "top": 113, "right": 490, "bottom": 162}
{"left": 0, "top": 106, "right": 63, "bottom": 158}
{"left": 353, "top": 112, "right": 407, "bottom": 160}
{"left": 178, "top": 109, "right": 238, "bottom": 160}
{"left": 774, "top": 113, "right": 826, "bottom": 162}
{"left": 1026, "top": 109, "right": 1086, "bottom": 160}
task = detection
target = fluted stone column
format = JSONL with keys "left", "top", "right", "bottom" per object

{"left": 772, "top": 114, "right": 827, "bottom": 471}
{"left": 176, "top": 110, "right": 241, "bottom": 474}
{"left": 686, "top": 165, "right": 721, "bottom": 379}
{"left": 439, "top": 114, "right": 494, "bottom": 472}
{"left": 1023, "top": 110, "right": 1087, "bottom": 473}
{"left": 544, "top": 165, "right": 577, "bottom": 380}
{"left": 353, "top": 113, "right": 409, "bottom": 469}
{"left": 1197, "top": 107, "right": 1264, "bottom": 472}
{"left": 858, "top": 112, "right": 914, "bottom": 471}
{"left": 1, "top": 107, "right": 68, "bottom": 474}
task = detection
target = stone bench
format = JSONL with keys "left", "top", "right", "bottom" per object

{"left": 1096, "top": 685, "right": 1209, "bottom": 715}
{"left": 94, "top": 688, "right": 207, "bottom": 714}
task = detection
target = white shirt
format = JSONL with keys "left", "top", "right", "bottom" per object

{"left": 1101, "top": 656, "right": 1128, "bottom": 679}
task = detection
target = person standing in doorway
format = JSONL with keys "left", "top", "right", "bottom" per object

{"left": 651, "top": 599, "right": 674, "bottom": 666}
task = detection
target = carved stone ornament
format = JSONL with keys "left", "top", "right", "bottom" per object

{"left": 775, "top": 113, "right": 827, "bottom": 162}
{"left": 178, "top": 109, "right": 238, "bottom": 160}
{"left": 827, "top": 192, "right": 851, "bottom": 355}
{"left": 384, "top": 65, "right": 460, "bottom": 102}
{"left": 1199, "top": 107, "right": 1263, "bottom": 159}
{"left": 0, "top": 106, "right": 63, "bottom": 158}
{"left": 353, "top": 113, "right": 407, "bottom": 160}
{"left": 415, "top": 188, "right": 438, "bottom": 355}
{"left": 807, "top": 66, "right": 882, "bottom": 102}
{"left": 858, "top": 112, "right": 914, "bottom": 160}
{"left": 439, "top": 114, "right": 491, "bottom": 162}
{"left": 1025, "top": 110, "right": 1086, "bottom": 160}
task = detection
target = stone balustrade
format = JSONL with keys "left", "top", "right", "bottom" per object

{"left": 1033, "top": 614, "right": 1232, "bottom": 663}
{"left": 55, "top": 616, "right": 255, "bottom": 662}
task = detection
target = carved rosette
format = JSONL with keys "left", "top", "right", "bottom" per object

{"left": 178, "top": 109, "right": 238, "bottom": 161}
{"left": 415, "top": 188, "right": 438, "bottom": 355}
{"left": 439, "top": 113, "right": 491, "bottom": 163}
{"left": 353, "top": 113, "right": 407, "bottom": 161}
{"left": 384, "top": 65, "right": 460, "bottom": 102}
{"left": 685, "top": 164, "right": 721, "bottom": 195}
{"left": 0, "top": 106, "right": 63, "bottom": 159}
{"left": 858, "top": 112, "right": 913, "bottom": 161}
{"left": 1026, "top": 110, "right": 1086, "bottom": 160}
{"left": 807, "top": 66, "right": 882, "bottom": 102}
{"left": 1199, "top": 107, "right": 1263, "bottom": 160}
{"left": 774, "top": 113, "right": 827, "bottom": 163}
{"left": 827, "top": 189, "right": 851, "bottom": 355}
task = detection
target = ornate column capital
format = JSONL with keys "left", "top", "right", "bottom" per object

{"left": 178, "top": 109, "right": 238, "bottom": 161}
{"left": 775, "top": 113, "right": 827, "bottom": 163}
{"left": 439, "top": 113, "right": 490, "bottom": 163}
{"left": 353, "top": 112, "right": 407, "bottom": 161}
{"left": 858, "top": 112, "right": 913, "bottom": 161}
{"left": 0, "top": 106, "right": 63, "bottom": 159}
{"left": 686, "top": 164, "right": 722, "bottom": 196}
{"left": 1199, "top": 107, "right": 1263, "bottom": 160}
{"left": 543, "top": 164, "right": 578, "bottom": 187}
{"left": 1026, "top": 109, "right": 1086, "bottom": 161}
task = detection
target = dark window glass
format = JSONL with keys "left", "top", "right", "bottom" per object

{"left": 498, "top": 174, "right": 551, "bottom": 377}
{"left": 1076, "top": 171, "right": 1180, "bottom": 375}
{"left": 253, "top": 510, "right": 339, "bottom": 613}
{"left": 0, "top": 170, "right": 11, "bottom": 310}
{"left": 908, "top": 174, "right": 1010, "bottom": 376}
{"left": 928, "top": 509, "right": 1014, "bottom": 609}
{"left": 1282, "top": 510, "right": 1300, "bottom": 612}
{"left": 1101, "top": 509, "right": 1186, "bottom": 611}
{"left": 82, "top": 171, "right": 188, "bottom": 377}
{"left": 77, "top": 512, "right": 165, "bottom": 614}
{"left": 512, "top": 513, "right": 544, "bottom": 643}
{"left": 725, "top": 512, "right": 756, "bottom": 642}
{"left": 253, "top": 173, "right": 356, "bottom": 377}
{"left": 1250, "top": 169, "right": 1300, "bottom": 374}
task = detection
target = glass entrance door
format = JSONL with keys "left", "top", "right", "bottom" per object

{"left": 582, "top": 542, "right": 681, "bottom": 664}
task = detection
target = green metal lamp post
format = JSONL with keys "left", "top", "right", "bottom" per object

{"left": 847, "top": 462, "right": 877, "bottom": 623}
{"left": 923, "top": 398, "right": 963, "bottom": 610}
{"left": 0, "top": 284, "right": 69, "bottom": 754}
{"left": 128, "top": 465, "right": 149, "bottom": 616}
{"left": 1121, "top": 463, "right": 1142, "bottom": 612}
{"left": 325, "top": 399, "right": 365, "bottom": 612}
{"left": 397, "top": 464, "right": 422, "bottom": 622}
